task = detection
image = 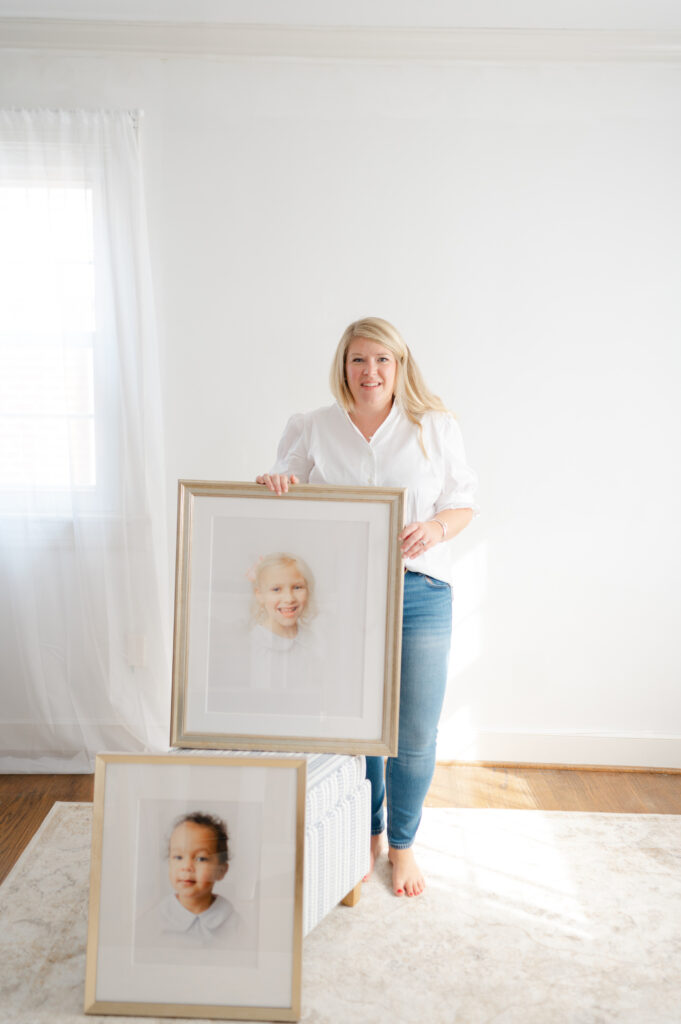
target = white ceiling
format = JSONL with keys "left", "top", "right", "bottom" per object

{"left": 0, "top": 0, "right": 680, "bottom": 30}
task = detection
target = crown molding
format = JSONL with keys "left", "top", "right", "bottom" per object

{"left": 1, "top": 19, "right": 680, "bottom": 62}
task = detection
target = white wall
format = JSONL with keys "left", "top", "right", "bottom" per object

{"left": 1, "top": 24, "right": 680, "bottom": 767}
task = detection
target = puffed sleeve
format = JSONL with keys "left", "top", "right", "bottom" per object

{"left": 434, "top": 414, "right": 480, "bottom": 516}
{"left": 269, "top": 413, "right": 314, "bottom": 483}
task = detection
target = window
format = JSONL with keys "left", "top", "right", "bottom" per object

{"left": 0, "top": 179, "right": 113, "bottom": 511}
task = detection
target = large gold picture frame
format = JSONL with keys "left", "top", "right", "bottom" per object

{"left": 169, "top": 481, "right": 405, "bottom": 755}
{"left": 85, "top": 753, "right": 306, "bottom": 1021}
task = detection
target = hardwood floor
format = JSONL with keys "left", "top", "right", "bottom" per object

{"left": 426, "top": 763, "right": 681, "bottom": 814}
{"left": 0, "top": 774, "right": 94, "bottom": 886}
{"left": 1, "top": 765, "right": 680, "bottom": 886}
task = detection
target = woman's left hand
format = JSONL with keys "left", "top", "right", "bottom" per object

{"left": 399, "top": 520, "right": 441, "bottom": 560}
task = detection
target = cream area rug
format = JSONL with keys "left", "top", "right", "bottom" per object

{"left": 1, "top": 803, "right": 680, "bottom": 1024}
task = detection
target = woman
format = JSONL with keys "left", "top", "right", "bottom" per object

{"left": 256, "top": 316, "right": 478, "bottom": 897}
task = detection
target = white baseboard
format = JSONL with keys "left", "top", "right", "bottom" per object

{"left": 436, "top": 731, "right": 681, "bottom": 770}
{"left": 0, "top": 722, "right": 147, "bottom": 773}
{"left": 1, "top": 724, "right": 679, "bottom": 772}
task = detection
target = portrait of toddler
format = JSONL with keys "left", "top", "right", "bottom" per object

{"left": 135, "top": 811, "right": 244, "bottom": 951}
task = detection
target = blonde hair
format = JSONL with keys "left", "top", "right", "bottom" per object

{"left": 251, "top": 552, "right": 317, "bottom": 626}
{"left": 329, "top": 317, "right": 449, "bottom": 447}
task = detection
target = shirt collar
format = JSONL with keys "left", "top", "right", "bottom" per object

{"left": 160, "top": 893, "right": 234, "bottom": 933}
{"left": 340, "top": 399, "right": 400, "bottom": 444}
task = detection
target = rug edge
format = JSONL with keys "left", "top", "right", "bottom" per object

{"left": 0, "top": 800, "right": 92, "bottom": 892}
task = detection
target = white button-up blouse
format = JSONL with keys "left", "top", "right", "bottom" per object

{"left": 270, "top": 402, "right": 478, "bottom": 584}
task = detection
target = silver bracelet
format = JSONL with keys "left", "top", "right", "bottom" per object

{"left": 431, "top": 517, "right": 447, "bottom": 541}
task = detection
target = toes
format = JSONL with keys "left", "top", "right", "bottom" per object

{"left": 397, "top": 876, "right": 424, "bottom": 897}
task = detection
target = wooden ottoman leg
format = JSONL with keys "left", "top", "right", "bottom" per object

{"left": 341, "top": 883, "right": 362, "bottom": 907}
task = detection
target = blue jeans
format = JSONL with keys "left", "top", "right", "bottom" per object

{"left": 365, "top": 570, "right": 452, "bottom": 849}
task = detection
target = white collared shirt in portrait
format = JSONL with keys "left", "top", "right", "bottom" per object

{"left": 248, "top": 622, "right": 324, "bottom": 693}
{"left": 136, "top": 892, "right": 243, "bottom": 951}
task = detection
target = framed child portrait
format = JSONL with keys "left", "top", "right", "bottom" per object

{"left": 169, "top": 480, "right": 405, "bottom": 755}
{"left": 84, "top": 752, "right": 306, "bottom": 1021}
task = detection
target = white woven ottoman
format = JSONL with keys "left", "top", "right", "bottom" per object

{"left": 302, "top": 753, "right": 370, "bottom": 935}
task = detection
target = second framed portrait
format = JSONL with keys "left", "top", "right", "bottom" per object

{"left": 84, "top": 753, "right": 305, "bottom": 1021}
{"left": 170, "top": 481, "right": 405, "bottom": 754}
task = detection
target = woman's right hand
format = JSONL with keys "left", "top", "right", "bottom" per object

{"left": 255, "top": 473, "right": 299, "bottom": 495}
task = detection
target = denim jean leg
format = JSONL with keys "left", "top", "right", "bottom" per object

{"left": 386, "top": 571, "right": 452, "bottom": 849}
{"left": 365, "top": 755, "right": 386, "bottom": 834}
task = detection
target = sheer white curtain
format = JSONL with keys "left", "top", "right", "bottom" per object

{"left": 0, "top": 109, "right": 170, "bottom": 771}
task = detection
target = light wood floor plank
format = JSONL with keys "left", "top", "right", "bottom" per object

{"left": 425, "top": 764, "right": 681, "bottom": 813}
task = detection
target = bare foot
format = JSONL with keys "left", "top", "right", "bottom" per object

{"left": 363, "top": 833, "right": 385, "bottom": 882}
{"left": 388, "top": 846, "right": 425, "bottom": 897}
